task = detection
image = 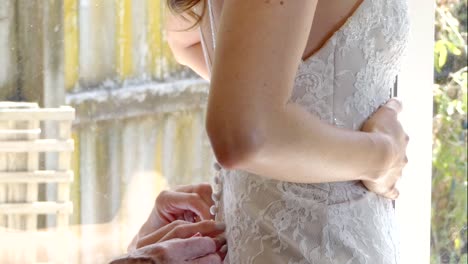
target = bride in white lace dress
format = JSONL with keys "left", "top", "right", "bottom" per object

{"left": 166, "top": 0, "right": 410, "bottom": 263}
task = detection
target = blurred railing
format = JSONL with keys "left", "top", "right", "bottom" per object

{"left": 0, "top": 102, "right": 75, "bottom": 263}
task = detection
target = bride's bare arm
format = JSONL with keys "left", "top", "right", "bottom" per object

{"left": 206, "top": 0, "right": 407, "bottom": 198}
{"left": 166, "top": 12, "right": 209, "bottom": 80}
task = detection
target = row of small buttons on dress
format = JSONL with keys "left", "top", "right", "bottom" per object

{"left": 210, "top": 162, "right": 223, "bottom": 218}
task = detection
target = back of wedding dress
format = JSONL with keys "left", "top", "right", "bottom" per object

{"left": 201, "top": 0, "right": 411, "bottom": 263}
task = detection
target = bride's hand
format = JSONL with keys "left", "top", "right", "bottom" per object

{"left": 360, "top": 98, "right": 409, "bottom": 200}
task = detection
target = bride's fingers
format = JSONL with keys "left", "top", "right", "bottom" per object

{"left": 390, "top": 168, "right": 403, "bottom": 184}
{"left": 384, "top": 188, "right": 400, "bottom": 200}
{"left": 384, "top": 98, "right": 403, "bottom": 114}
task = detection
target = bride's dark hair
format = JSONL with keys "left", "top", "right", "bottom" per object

{"left": 167, "top": 0, "right": 206, "bottom": 28}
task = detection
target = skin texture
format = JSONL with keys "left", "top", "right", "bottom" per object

{"left": 166, "top": 12, "right": 210, "bottom": 80}
{"left": 111, "top": 184, "right": 226, "bottom": 264}
{"left": 166, "top": 0, "right": 408, "bottom": 200}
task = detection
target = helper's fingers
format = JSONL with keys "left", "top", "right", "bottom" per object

{"left": 192, "top": 183, "right": 215, "bottom": 210}
{"left": 176, "top": 183, "right": 215, "bottom": 210}
{"left": 167, "top": 237, "right": 217, "bottom": 260}
{"left": 218, "top": 245, "right": 228, "bottom": 261}
{"left": 184, "top": 211, "right": 197, "bottom": 222}
{"left": 160, "top": 220, "right": 226, "bottom": 242}
{"left": 190, "top": 253, "right": 222, "bottom": 264}
{"left": 160, "top": 190, "right": 212, "bottom": 221}
{"left": 136, "top": 220, "right": 189, "bottom": 249}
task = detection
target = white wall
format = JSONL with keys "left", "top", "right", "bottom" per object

{"left": 396, "top": 0, "right": 434, "bottom": 263}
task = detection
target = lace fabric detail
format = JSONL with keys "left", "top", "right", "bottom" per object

{"left": 220, "top": 173, "right": 400, "bottom": 264}
{"left": 206, "top": 0, "right": 410, "bottom": 263}
{"left": 292, "top": 47, "right": 336, "bottom": 124}
{"left": 292, "top": 0, "right": 410, "bottom": 130}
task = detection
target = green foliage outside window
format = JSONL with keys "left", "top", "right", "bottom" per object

{"left": 432, "top": 0, "right": 467, "bottom": 263}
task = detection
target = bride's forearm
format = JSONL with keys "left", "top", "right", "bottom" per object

{"left": 208, "top": 102, "right": 390, "bottom": 183}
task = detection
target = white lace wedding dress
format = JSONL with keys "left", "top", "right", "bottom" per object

{"left": 200, "top": 0, "right": 410, "bottom": 263}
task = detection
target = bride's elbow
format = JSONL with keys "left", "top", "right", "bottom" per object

{"left": 205, "top": 115, "right": 264, "bottom": 170}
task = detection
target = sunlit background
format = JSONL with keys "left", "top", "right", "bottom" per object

{"left": 430, "top": 0, "right": 467, "bottom": 262}
{"left": 0, "top": 0, "right": 466, "bottom": 263}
